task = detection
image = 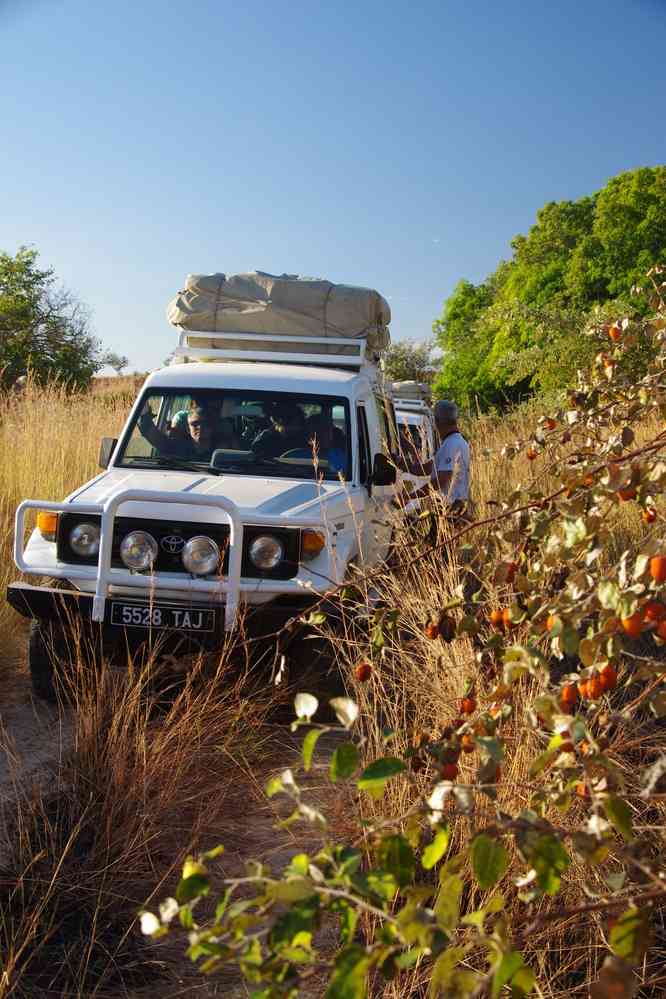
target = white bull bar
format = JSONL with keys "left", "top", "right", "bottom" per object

{"left": 14, "top": 489, "right": 323, "bottom": 631}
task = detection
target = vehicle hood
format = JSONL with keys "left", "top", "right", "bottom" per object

{"left": 65, "top": 468, "right": 351, "bottom": 523}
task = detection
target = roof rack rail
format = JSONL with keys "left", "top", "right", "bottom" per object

{"left": 172, "top": 331, "right": 376, "bottom": 370}
{"left": 392, "top": 397, "right": 431, "bottom": 412}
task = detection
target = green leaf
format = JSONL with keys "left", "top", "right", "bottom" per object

{"left": 475, "top": 737, "right": 504, "bottom": 762}
{"left": 609, "top": 906, "right": 650, "bottom": 965}
{"left": 422, "top": 826, "right": 451, "bottom": 870}
{"left": 471, "top": 834, "right": 509, "bottom": 890}
{"left": 364, "top": 870, "right": 398, "bottom": 902}
{"left": 302, "top": 728, "right": 325, "bottom": 771}
{"left": 603, "top": 795, "right": 634, "bottom": 842}
{"left": 434, "top": 873, "right": 463, "bottom": 932}
{"left": 492, "top": 951, "right": 534, "bottom": 999}
{"left": 357, "top": 757, "right": 405, "bottom": 798}
{"left": 330, "top": 742, "right": 360, "bottom": 782}
{"left": 531, "top": 835, "right": 571, "bottom": 895}
{"left": 176, "top": 874, "right": 210, "bottom": 904}
{"left": 214, "top": 888, "right": 232, "bottom": 923}
{"left": 376, "top": 834, "right": 415, "bottom": 889}
{"left": 325, "top": 944, "right": 370, "bottom": 999}
{"left": 202, "top": 844, "right": 225, "bottom": 861}
{"left": 265, "top": 775, "right": 285, "bottom": 798}
{"left": 430, "top": 946, "right": 466, "bottom": 996}
{"left": 268, "top": 878, "right": 315, "bottom": 903}
{"left": 270, "top": 895, "right": 319, "bottom": 950}
{"left": 598, "top": 580, "right": 621, "bottom": 610}
{"left": 286, "top": 853, "right": 310, "bottom": 876}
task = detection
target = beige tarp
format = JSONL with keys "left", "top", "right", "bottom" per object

{"left": 167, "top": 272, "right": 391, "bottom": 353}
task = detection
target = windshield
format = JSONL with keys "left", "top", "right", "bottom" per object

{"left": 398, "top": 420, "right": 428, "bottom": 462}
{"left": 116, "top": 388, "right": 352, "bottom": 481}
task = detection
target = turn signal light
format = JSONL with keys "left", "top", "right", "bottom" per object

{"left": 302, "top": 530, "right": 326, "bottom": 560}
{"left": 37, "top": 511, "right": 58, "bottom": 542}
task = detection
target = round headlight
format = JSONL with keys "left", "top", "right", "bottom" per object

{"left": 70, "top": 522, "right": 101, "bottom": 557}
{"left": 182, "top": 535, "right": 220, "bottom": 576}
{"left": 120, "top": 531, "right": 158, "bottom": 571}
{"left": 249, "top": 534, "right": 285, "bottom": 571}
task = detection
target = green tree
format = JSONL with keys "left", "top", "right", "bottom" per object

{"left": 102, "top": 351, "right": 130, "bottom": 375}
{"left": 433, "top": 166, "right": 666, "bottom": 408}
{"left": 0, "top": 247, "right": 103, "bottom": 389}
{"left": 383, "top": 338, "right": 437, "bottom": 385}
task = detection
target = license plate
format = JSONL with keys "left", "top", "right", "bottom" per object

{"left": 110, "top": 601, "right": 216, "bottom": 631}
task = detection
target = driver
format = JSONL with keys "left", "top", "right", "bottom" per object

{"left": 139, "top": 404, "right": 218, "bottom": 459}
{"left": 251, "top": 403, "right": 307, "bottom": 459}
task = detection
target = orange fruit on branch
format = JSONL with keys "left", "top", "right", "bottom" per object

{"left": 526, "top": 446, "right": 538, "bottom": 461}
{"left": 621, "top": 612, "right": 644, "bottom": 639}
{"left": 608, "top": 323, "right": 622, "bottom": 342}
{"left": 644, "top": 600, "right": 666, "bottom": 623}
{"left": 425, "top": 621, "right": 440, "bottom": 640}
{"left": 577, "top": 678, "right": 590, "bottom": 699}
{"left": 587, "top": 675, "right": 604, "bottom": 700}
{"left": 489, "top": 609, "right": 505, "bottom": 630}
{"left": 643, "top": 507, "right": 657, "bottom": 525}
{"left": 354, "top": 660, "right": 372, "bottom": 682}
{"left": 460, "top": 696, "right": 477, "bottom": 716}
{"left": 560, "top": 683, "right": 579, "bottom": 709}
{"left": 650, "top": 556, "right": 666, "bottom": 584}
{"left": 599, "top": 664, "right": 618, "bottom": 692}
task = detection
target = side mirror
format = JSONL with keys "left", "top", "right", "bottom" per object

{"left": 371, "top": 453, "right": 397, "bottom": 487}
{"left": 99, "top": 437, "right": 118, "bottom": 469}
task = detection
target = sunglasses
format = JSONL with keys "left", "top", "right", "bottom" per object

{"left": 189, "top": 420, "right": 205, "bottom": 429}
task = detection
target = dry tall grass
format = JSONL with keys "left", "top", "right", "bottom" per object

{"left": 0, "top": 646, "right": 275, "bottom": 998}
{"left": 0, "top": 382, "right": 130, "bottom": 662}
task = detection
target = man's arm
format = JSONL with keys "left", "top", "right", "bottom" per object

{"left": 397, "top": 454, "right": 434, "bottom": 477}
{"left": 405, "top": 469, "right": 452, "bottom": 503}
{"left": 139, "top": 408, "right": 174, "bottom": 452}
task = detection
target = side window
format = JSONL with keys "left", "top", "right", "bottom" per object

{"left": 356, "top": 406, "right": 370, "bottom": 485}
{"left": 375, "top": 395, "right": 399, "bottom": 458}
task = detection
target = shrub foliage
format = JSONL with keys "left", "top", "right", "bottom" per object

{"left": 144, "top": 266, "right": 666, "bottom": 997}
{"left": 433, "top": 166, "right": 666, "bottom": 407}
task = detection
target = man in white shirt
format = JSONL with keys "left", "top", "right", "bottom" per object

{"left": 398, "top": 400, "right": 470, "bottom": 509}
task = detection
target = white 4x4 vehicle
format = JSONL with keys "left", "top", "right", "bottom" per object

{"left": 8, "top": 330, "right": 400, "bottom": 700}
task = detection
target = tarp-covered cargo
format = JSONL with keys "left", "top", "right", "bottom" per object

{"left": 167, "top": 272, "right": 391, "bottom": 353}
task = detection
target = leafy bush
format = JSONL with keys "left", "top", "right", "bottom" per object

{"left": 145, "top": 266, "right": 666, "bottom": 997}
{"left": 433, "top": 166, "right": 666, "bottom": 408}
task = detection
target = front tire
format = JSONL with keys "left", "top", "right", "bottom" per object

{"left": 28, "top": 620, "right": 73, "bottom": 703}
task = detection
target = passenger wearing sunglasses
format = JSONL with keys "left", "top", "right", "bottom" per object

{"left": 139, "top": 404, "right": 217, "bottom": 459}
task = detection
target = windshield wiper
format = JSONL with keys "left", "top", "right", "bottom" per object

{"left": 123, "top": 456, "right": 223, "bottom": 475}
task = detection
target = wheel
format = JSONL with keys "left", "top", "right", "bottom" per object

{"left": 28, "top": 619, "right": 79, "bottom": 703}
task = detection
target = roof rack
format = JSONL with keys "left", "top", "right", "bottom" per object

{"left": 172, "top": 331, "right": 375, "bottom": 370}
{"left": 392, "top": 397, "right": 431, "bottom": 412}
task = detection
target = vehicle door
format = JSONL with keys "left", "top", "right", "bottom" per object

{"left": 356, "top": 395, "right": 398, "bottom": 564}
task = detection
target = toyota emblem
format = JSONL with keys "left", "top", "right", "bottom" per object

{"left": 161, "top": 534, "right": 185, "bottom": 554}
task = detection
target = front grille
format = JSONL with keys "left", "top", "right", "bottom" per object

{"left": 57, "top": 513, "right": 300, "bottom": 580}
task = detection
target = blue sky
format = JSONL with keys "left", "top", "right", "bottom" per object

{"left": 1, "top": 0, "right": 665, "bottom": 372}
